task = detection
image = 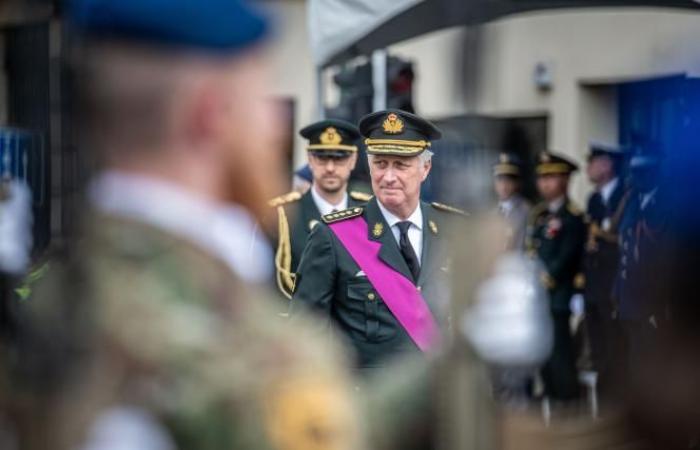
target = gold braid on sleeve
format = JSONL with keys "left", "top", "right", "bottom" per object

{"left": 274, "top": 206, "right": 295, "bottom": 299}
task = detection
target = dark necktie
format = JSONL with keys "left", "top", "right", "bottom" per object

{"left": 396, "top": 221, "right": 420, "bottom": 282}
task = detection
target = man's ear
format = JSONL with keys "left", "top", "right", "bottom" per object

{"left": 421, "top": 159, "right": 432, "bottom": 181}
{"left": 349, "top": 152, "right": 358, "bottom": 170}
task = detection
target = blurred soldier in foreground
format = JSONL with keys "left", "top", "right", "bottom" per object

{"left": 291, "top": 110, "right": 465, "bottom": 373}
{"left": 616, "top": 149, "right": 668, "bottom": 377}
{"left": 10, "top": 1, "right": 363, "bottom": 449}
{"left": 582, "top": 142, "right": 626, "bottom": 394}
{"left": 527, "top": 151, "right": 586, "bottom": 402}
{"left": 269, "top": 120, "right": 370, "bottom": 299}
{"left": 492, "top": 153, "right": 531, "bottom": 251}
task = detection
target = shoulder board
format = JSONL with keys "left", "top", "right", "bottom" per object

{"left": 430, "top": 202, "right": 468, "bottom": 216}
{"left": 566, "top": 201, "right": 583, "bottom": 217}
{"left": 268, "top": 191, "right": 302, "bottom": 208}
{"left": 322, "top": 207, "right": 364, "bottom": 224}
{"left": 349, "top": 191, "right": 373, "bottom": 202}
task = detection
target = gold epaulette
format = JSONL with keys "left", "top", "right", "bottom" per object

{"left": 567, "top": 201, "right": 583, "bottom": 217}
{"left": 349, "top": 191, "right": 373, "bottom": 202}
{"left": 268, "top": 191, "right": 302, "bottom": 208}
{"left": 430, "top": 202, "right": 468, "bottom": 216}
{"left": 322, "top": 207, "right": 363, "bottom": 224}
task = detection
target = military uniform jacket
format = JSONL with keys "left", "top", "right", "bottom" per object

{"left": 583, "top": 180, "right": 626, "bottom": 305}
{"left": 290, "top": 197, "right": 460, "bottom": 371}
{"left": 23, "top": 213, "right": 364, "bottom": 450}
{"left": 270, "top": 189, "right": 370, "bottom": 298}
{"left": 527, "top": 199, "right": 587, "bottom": 311}
{"left": 616, "top": 189, "right": 669, "bottom": 321}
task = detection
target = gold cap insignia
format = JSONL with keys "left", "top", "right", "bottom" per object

{"left": 499, "top": 153, "right": 509, "bottom": 164}
{"left": 382, "top": 113, "right": 404, "bottom": 134}
{"left": 429, "top": 220, "right": 438, "bottom": 235}
{"left": 319, "top": 127, "right": 342, "bottom": 145}
{"left": 372, "top": 222, "right": 384, "bottom": 237}
{"left": 541, "top": 152, "right": 551, "bottom": 163}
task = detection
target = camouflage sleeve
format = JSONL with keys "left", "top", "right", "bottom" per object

{"left": 98, "top": 261, "right": 366, "bottom": 450}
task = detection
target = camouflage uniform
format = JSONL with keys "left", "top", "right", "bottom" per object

{"left": 18, "top": 213, "right": 364, "bottom": 450}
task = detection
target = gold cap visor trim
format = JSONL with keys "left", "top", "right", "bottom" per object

{"left": 493, "top": 164, "right": 520, "bottom": 176}
{"left": 307, "top": 144, "right": 358, "bottom": 152}
{"left": 536, "top": 163, "right": 574, "bottom": 175}
{"left": 364, "top": 138, "right": 430, "bottom": 156}
{"left": 365, "top": 145, "right": 426, "bottom": 156}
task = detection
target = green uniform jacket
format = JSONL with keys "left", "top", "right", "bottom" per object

{"left": 269, "top": 189, "right": 371, "bottom": 298}
{"left": 20, "top": 213, "right": 363, "bottom": 450}
{"left": 527, "top": 199, "right": 587, "bottom": 311}
{"left": 290, "top": 197, "right": 462, "bottom": 371}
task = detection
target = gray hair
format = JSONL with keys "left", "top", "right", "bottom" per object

{"left": 367, "top": 149, "right": 434, "bottom": 165}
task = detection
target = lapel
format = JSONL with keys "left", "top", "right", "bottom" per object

{"left": 300, "top": 189, "right": 322, "bottom": 234}
{"left": 608, "top": 179, "right": 625, "bottom": 216}
{"left": 417, "top": 201, "right": 438, "bottom": 287}
{"left": 364, "top": 198, "right": 414, "bottom": 282}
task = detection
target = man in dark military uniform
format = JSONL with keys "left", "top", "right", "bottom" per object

{"left": 291, "top": 109, "right": 465, "bottom": 372}
{"left": 493, "top": 152, "right": 531, "bottom": 251}
{"left": 582, "top": 142, "right": 626, "bottom": 390}
{"left": 527, "top": 151, "right": 587, "bottom": 401}
{"left": 616, "top": 149, "right": 668, "bottom": 377}
{"left": 269, "top": 120, "right": 371, "bottom": 298}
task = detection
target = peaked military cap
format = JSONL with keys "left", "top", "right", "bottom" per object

{"left": 300, "top": 119, "right": 360, "bottom": 157}
{"left": 536, "top": 151, "right": 579, "bottom": 175}
{"left": 67, "top": 0, "right": 267, "bottom": 53}
{"left": 587, "top": 141, "right": 626, "bottom": 161}
{"left": 359, "top": 109, "right": 442, "bottom": 156}
{"left": 493, "top": 152, "right": 524, "bottom": 177}
{"left": 629, "top": 148, "right": 663, "bottom": 170}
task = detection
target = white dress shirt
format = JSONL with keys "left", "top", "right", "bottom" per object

{"left": 599, "top": 177, "right": 619, "bottom": 206}
{"left": 310, "top": 184, "right": 348, "bottom": 216}
{"left": 89, "top": 171, "right": 272, "bottom": 283}
{"left": 498, "top": 198, "right": 515, "bottom": 217}
{"left": 376, "top": 200, "right": 423, "bottom": 264}
{"left": 547, "top": 196, "right": 566, "bottom": 213}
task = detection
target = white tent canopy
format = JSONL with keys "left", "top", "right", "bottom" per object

{"left": 308, "top": 0, "right": 421, "bottom": 67}
{"left": 309, "top": 0, "right": 700, "bottom": 68}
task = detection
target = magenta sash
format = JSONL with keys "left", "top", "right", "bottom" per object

{"left": 328, "top": 217, "right": 441, "bottom": 352}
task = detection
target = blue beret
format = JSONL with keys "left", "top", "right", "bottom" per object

{"left": 67, "top": 0, "right": 268, "bottom": 53}
{"left": 294, "top": 165, "right": 313, "bottom": 183}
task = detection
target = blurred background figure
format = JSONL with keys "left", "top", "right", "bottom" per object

{"left": 291, "top": 164, "right": 313, "bottom": 194}
{"left": 9, "top": 1, "right": 364, "bottom": 450}
{"left": 268, "top": 119, "right": 370, "bottom": 300}
{"left": 615, "top": 146, "right": 668, "bottom": 380}
{"left": 527, "top": 151, "right": 586, "bottom": 403}
{"left": 581, "top": 141, "right": 627, "bottom": 399}
{"left": 493, "top": 153, "right": 531, "bottom": 252}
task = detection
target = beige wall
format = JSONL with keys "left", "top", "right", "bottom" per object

{"left": 384, "top": 8, "right": 700, "bottom": 200}
{"left": 263, "top": 0, "right": 317, "bottom": 168}
{"left": 264, "top": 4, "right": 700, "bottom": 199}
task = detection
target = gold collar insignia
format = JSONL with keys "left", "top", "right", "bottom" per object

{"left": 372, "top": 222, "right": 384, "bottom": 237}
{"left": 429, "top": 220, "right": 438, "bottom": 235}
